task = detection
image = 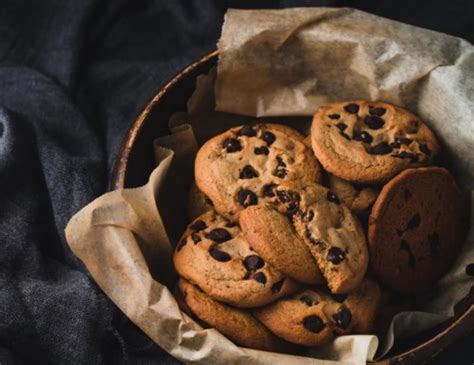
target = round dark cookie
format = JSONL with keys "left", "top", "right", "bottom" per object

{"left": 174, "top": 210, "right": 299, "bottom": 308}
{"left": 311, "top": 101, "right": 439, "bottom": 184}
{"left": 368, "top": 167, "right": 465, "bottom": 292}
{"left": 195, "top": 123, "right": 321, "bottom": 221}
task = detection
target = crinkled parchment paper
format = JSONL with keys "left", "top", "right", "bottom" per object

{"left": 66, "top": 7, "right": 474, "bottom": 364}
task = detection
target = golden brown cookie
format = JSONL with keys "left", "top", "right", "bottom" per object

{"left": 174, "top": 210, "right": 299, "bottom": 308}
{"left": 178, "top": 278, "right": 291, "bottom": 352}
{"left": 195, "top": 123, "right": 321, "bottom": 221}
{"left": 368, "top": 167, "right": 465, "bottom": 292}
{"left": 311, "top": 101, "right": 439, "bottom": 183}
{"left": 253, "top": 279, "right": 380, "bottom": 347}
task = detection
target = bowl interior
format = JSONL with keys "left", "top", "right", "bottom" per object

{"left": 111, "top": 51, "right": 472, "bottom": 364}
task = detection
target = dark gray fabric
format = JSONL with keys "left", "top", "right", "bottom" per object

{"left": 0, "top": 1, "right": 472, "bottom": 364}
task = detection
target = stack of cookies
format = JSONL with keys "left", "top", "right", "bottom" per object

{"left": 173, "top": 100, "right": 465, "bottom": 352}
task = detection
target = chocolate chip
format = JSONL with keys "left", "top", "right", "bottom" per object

{"left": 331, "top": 293, "right": 347, "bottom": 303}
{"left": 327, "top": 247, "right": 345, "bottom": 264}
{"left": 344, "top": 103, "right": 359, "bottom": 114}
{"left": 285, "top": 203, "right": 299, "bottom": 216}
{"left": 205, "top": 228, "right": 231, "bottom": 243}
{"left": 328, "top": 113, "right": 340, "bottom": 119}
{"left": 370, "top": 107, "right": 386, "bottom": 116}
{"left": 397, "top": 137, "right": 413, "bottom": 145}
{"left": 274, "top": 157, "right": 288, "bottom": 178}
{"left": 326, "top": 191, "right": 340, "bottom": 204}
{"left": 276, "top": 190, "right": 300, "bottom": 216}
{"left": 271, "top": 279, "right": 285, "bottom": 293}
{"left": 300, "top": 295, "right": 317, "bottom": 306}
{"left": 225, "top": 222, "right": 236, "bottom": 228}
{"left": 276, "top": 190, "right": 300, "bottom": 204}
{"left": 177, "top": 238, "right": 187, "bottom": 251}
{"left": 406, "top": 213, "right": 421, "bottom": 230}
{"left": 274, "top": 169, "right": 288, "bottom": 178}
{"left": 303, "top": 315, "right": 325, "bottom": 333}
{"left": 261, "top": 131, "right": 276, "bottom": 146}
{"left": 262, "top": 183, "right": 278, "bottom": 197}
{"left": 303, "top": 209, "right": 314, "bottom": 222}
{"left": 404, "top": 189, "right": 412, "bottom": 201}
{"left": 222, "top": 138, "right": 242, "bottom": 153}
{"left": 209, "top": 247, "right": 231, "bottom": 262}
{"left": 254, "top": 146, "right": 269, "bottom": 155}
{"left": 244, "top": 255, "right": 264, "bottom": 271}
{"left": 240, "top": 165, "right": 259, "bottom": 179}
{"left": 276, "top": 156, "right": 286, "bottom": 167}
{"left": 237, "top": 189, "right": 258, "bottom": 207}
{"left": 253, "top": 272, "right": 267, "bottom": 285}
{"left": 333, "top": 307, "right": 352, "bottom": 329}
{"left": 335, "top": 124, "right": 351, "bottom": 141}
{"left": 368, "top": 142, "right": 392, "bottom": 155}
{"left": 364, "top": 115, "right": 384, "bottom": 129}
{"left": 428, "top": 232, "right": 440, "bottom": 259}
{"left": 400, "top": 240, "right": 416, "bottom": 268}
{"left": 392, "top": 151, "right": 419, "bottom": 163}
{"left": 190, "top": 220, "right": 207, "bottom": 232}
{"left": 419, "top": 143, "right": 431, "bottom": 156}
{"left": 237, "top": 125, "right": 256, "bottom": 137}
{"left": 466, "top": 263, "right": 474, "bottom": 276}
{"left": 390, "top": 136, "right": 412, "bottom": 149}
{"left": 352, "top": 131, "right": 373, "bottom": 144}
{"left": 305, "top": 227, "right": 321, "bottom": 246}
{"left": 191, "top": 233, "right": 201, "bottom": 244}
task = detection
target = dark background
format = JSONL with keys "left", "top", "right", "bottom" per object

{"left": 0, "top": 1, "right": 472, "bottom": 364}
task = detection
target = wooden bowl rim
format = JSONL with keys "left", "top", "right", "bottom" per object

{"left": 110, "top": 49, "right": 473, "bottom": 364}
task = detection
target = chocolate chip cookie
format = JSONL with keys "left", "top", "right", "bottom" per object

{"left": 177, "top": 278, "right": 292, "bottom": 352}
{"left": 241, "top": 183, "right": 368, "bottom": 293}
{"left": 327, "top": 174, "right": 379, "bottom": 216}
{"left": 240, "top": 205, "right": 323, "bottom": 285}
{"left": 311, "top": 101, "right": 439, "bottom": 183}
{"left": 174, "top": 210, "right": 299, "bottom": 308}
{"left": 289, "top": 183, "right": 368, "bottom": 293}
{"left": 195, "top": 124, "right": 321, "bottom": 221}
{"left": 368, "top": 167, "right": 465, "bottom": 292}
{"left": 253, "top": 279, "right": 380, "bottom": 347}
{"left": 187, "top": 182, "right": 213, "bottom": 221}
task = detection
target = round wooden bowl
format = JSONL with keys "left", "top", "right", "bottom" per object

{"left": 111, "top": 50, "right": 474, "bottom": 364}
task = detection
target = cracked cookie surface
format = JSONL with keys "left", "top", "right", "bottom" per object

{"left": 195, "top": 123, "right": 321, "bottom": 221}
{"left": 311, "top": 101, "right": 439, "bottom": 183}
{"left": 174, "top": 210, "right": 298, "bottom": 308}
{"left": 368, "top": 167, "right": 464, "bottom": 292}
